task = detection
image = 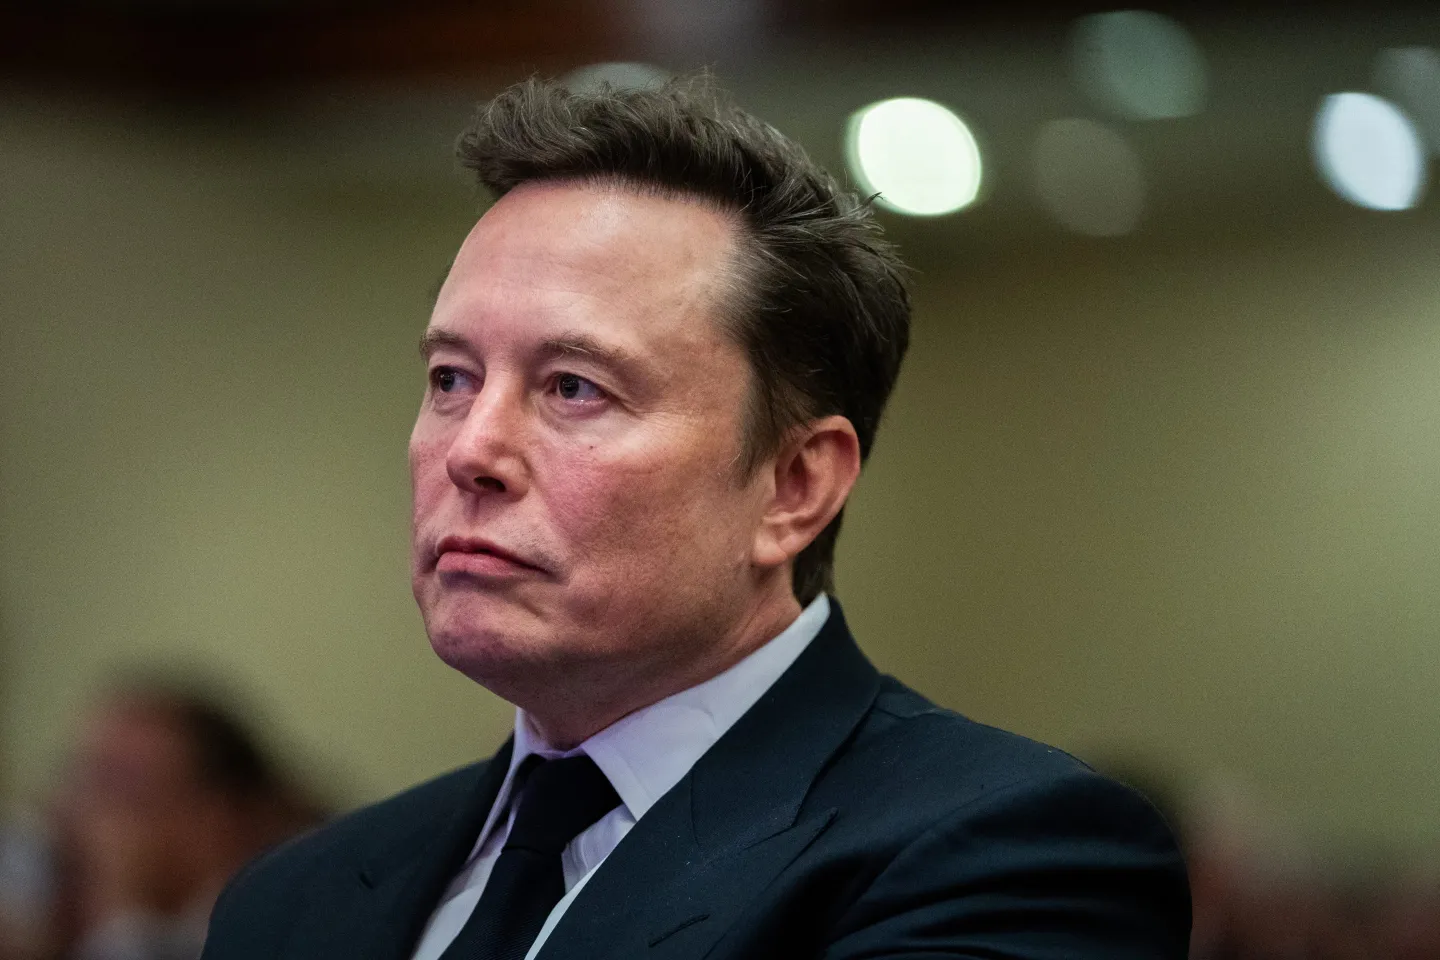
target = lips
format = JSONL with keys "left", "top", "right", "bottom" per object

{"left": 433, "top": 535, "right": 545, "bottom": 577}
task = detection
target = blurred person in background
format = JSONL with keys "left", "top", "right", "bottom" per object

{"left": 1132, "top": 766, "right": 1437, "bottom": 960}
{"left": 34, "top": 680, "right": 322, "bottom": 960}
{"left": 1378, "top": 874, "right": 1440, "bottom": 960}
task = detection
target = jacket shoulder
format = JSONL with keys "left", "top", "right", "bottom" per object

{"left": 834, "top": 675, "right": 1180, "bottom": 845}
{"left": 815, "top": 678, "right": 1190, "bottom": 956}
{"left": 862, "top": 675, "right": 1095, "bottom": 787}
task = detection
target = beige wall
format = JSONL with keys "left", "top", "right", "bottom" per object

{"left": 0, "top": 99, "right": 509, "bottom": 809}
{"left": 845, "top": 231, "right": 1440, "bottom": 851}
{"left": 3, "top": 93, "right": 1438, "bottom": 853}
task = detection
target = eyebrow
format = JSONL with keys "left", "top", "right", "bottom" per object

{"left": 418, "top": 328, "right": 469, "bottom": 360}
{"left": 418, "top": 329, "right": 648, "bottom": 381}
{"left": 536, "top": 333, "right": 642, "bottom": 372}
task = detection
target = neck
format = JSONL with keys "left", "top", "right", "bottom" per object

{"left": 524, "top": 589, "right": 806, "bottom": 750}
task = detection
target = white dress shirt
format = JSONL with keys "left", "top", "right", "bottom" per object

{"left": 409, "top": 595, "right": 831, "bottom": 960}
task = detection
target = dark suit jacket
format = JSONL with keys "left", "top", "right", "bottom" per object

{"left": 203, "top": 603, "right": 1190, "bottom": 959}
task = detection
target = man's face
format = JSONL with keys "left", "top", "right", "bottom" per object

{"left": 52, "top": 701, "right": 213, "bottom": 919}
{"left": 410, "top": 182, "right": 773, "bottom": 704}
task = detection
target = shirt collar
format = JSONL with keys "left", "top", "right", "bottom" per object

{"left": 500, "top": 594, "right": 831, "bottom": 826}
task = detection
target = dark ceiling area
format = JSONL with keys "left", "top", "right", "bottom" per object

{"left": 2, "top": 1, "right": 1422, "bottom": 96}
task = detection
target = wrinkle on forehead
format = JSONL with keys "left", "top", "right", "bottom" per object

{"left": 443, "top": 179, "right": 744, "bottom": 331}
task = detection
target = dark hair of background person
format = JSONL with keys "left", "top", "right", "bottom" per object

{"left": 456, "top": 75, "right": 913, "bottom": 605}
{"left": 108, "top": 676, "right": 326, "bottom": 829}
{"left": 148, "top": 689, "right": 277, "bottom": 803}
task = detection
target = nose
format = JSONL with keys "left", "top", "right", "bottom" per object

{"left": 444, "top": 381, "right": 529, "bottom": 498}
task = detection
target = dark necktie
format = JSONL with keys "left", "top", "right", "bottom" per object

{"left": 439, "top": 754, "right": 621, "bottom": 960}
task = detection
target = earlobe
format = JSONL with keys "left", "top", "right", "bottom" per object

{"left": 752, "top": 416, "right": 861, "bottom": 571}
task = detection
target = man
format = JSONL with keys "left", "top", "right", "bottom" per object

{"left": 201, "top": 77, "right": 1190, "bottom": 959}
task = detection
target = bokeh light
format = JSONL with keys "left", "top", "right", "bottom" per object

{"left": 1313, "top": 93, "right": 1427, "bottom": 211}
{"left": 845, "top": 97, "right": 983, "bottom": 216}
{"left": 1033, "top": 118, "right": 1146, "bottom": 236}
{"left": 1373, "top": 47, "right": 1440, "bottom": 153}
{"left": 1072, "top": 10, "right": 1208, "bottom": 121}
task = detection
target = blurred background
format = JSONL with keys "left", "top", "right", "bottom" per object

{"left": 3, "top": 1, "right": 1439, "bottom": 957}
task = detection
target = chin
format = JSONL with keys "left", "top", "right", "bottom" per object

{"left": 422, "top": 597, "right": 550, "bottom": 689}
{"left": 429, "top": 625, "right": 529, "bottom": 691}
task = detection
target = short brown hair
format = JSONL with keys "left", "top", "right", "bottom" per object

{"left": 456, "top": 76, "right": 911, "bottom": 604}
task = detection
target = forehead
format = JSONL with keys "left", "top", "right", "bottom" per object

{"left": 432, "top": 181, "right": 741, "bottom": 348}
{"left": 79, "top": 700, "right": 192, "bottom": 771}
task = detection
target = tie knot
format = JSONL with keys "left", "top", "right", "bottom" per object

{"left": 505, "top": 755, "right": 620, "bottom": 856}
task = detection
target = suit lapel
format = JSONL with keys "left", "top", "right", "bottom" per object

{"left": 339, "top": 739, "right": 514, "bottom": 960}
{"left": 536, "top": 602, "right": 880, "bottom": 960}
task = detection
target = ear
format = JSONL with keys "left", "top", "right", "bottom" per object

{"left": 751, "top": 415, "right": 862, "bottom": 571}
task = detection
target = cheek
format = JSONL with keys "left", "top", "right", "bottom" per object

{"left": 542, "top": 438, "right": 748, "bottom": 572}
{"left": 408, "top": 434, "right": 449, "bottom": 515}
{"left": 546, "top": 452, "right": 658, "bottom": 549}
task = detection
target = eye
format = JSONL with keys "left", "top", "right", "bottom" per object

{"left": 554, "top": 373, "right": 606, "bottom": 403}
{"left": 429, "top": 366, "right": 466, "bottom": 392}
